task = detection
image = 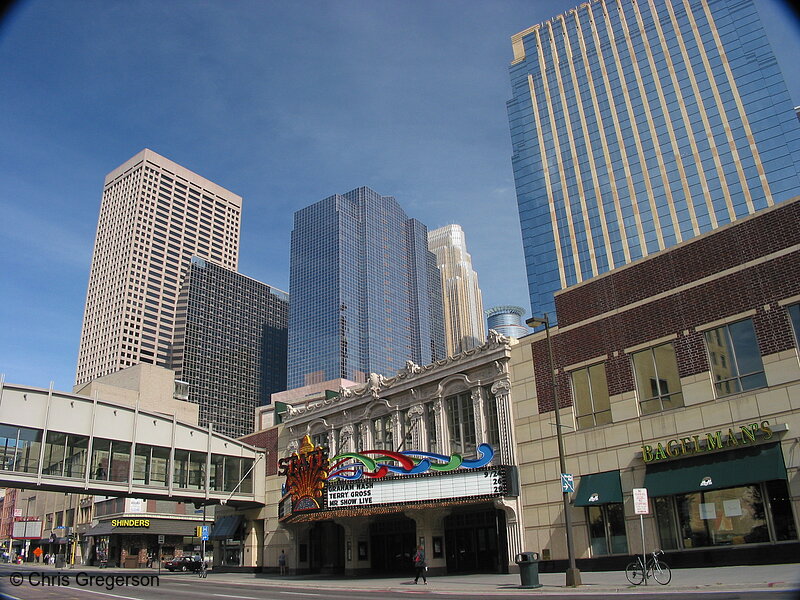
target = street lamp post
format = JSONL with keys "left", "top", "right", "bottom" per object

{"left": 527, "top": 314, "right": 581, "bottom": 587}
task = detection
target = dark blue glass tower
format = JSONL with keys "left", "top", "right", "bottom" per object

{"left": 507, "top": 0, "right": 800, "bottom": 318}
{"left": 287, "top": 187, "right": 445, "bottom": 389}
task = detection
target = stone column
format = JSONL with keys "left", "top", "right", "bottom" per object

{"left": 495, "top": 498, "right": 523, "bottom": 572}
{"left": 390, "top": 410, "right": 403, "bottom": 452}
{"left": 491, "top": 380, "right": 515, "bottom": 465}
{"left": 359, "top": 421, "right": 373, "bottom": 451}
{"left": 327, "top": 426, "right": 338, "bottom": 457}
{"left": 431, "top": 398, "right": 449, "bottom": 455}
{"left": 471, "top": 387, "right": 486, "bottom": 447}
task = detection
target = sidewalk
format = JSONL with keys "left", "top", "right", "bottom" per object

{"left": 200, "top": 564, "right": 800, "bottom": 594}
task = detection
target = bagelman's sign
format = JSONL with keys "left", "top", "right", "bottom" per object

{"left": 641, "top": 420, "right": 772, "bottom": 463}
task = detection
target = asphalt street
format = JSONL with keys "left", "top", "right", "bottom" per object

{"left": 0, "top": 564, "right": 797, "bottom": 600}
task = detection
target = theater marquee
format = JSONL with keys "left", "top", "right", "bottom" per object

{"left": 278, "top": 435, "right": 510, "bottom": 521}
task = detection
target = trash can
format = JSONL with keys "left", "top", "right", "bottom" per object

{"left": 515, "top": 552, "right": 542, "bottom": 589}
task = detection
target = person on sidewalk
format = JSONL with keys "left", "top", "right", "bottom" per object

{"left": 278, "top": 550, "right": 287, "bottom": 575}
{"left": 413, "top": 545, "right": 427, "bottom": 585}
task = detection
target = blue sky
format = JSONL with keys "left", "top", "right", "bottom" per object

{"left": 1, "top": 0, "right": 799, "bottom": 393}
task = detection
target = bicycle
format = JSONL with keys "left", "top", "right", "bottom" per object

{"left": 198, "top": 559, "right": 208, "bottom": 579}
{"left": 625, "top": 549, "right": 671, "bottom": 585}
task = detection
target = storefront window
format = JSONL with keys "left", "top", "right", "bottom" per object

{"left": 446, "top": 392, "right": 476, "bottom": 455}
{"left": 654, "top": 481, "right": 796, "bottom": 549}
{"left": 571, "top": 363, "right": 612, "bottom": 429}
{"left": 766, "top": 480, "right": 797, "bottom": 541}
{"left": 704, "top": 319, "right": 766, "bottom": 397}
{"left": 632, "top": 344, "right": 683, "bottom": 414}
{"left": 587, "top": 503, "right": 628, "bottom": 556}
{"left": 654, "top": 496, "right": 679, "bottom": 550}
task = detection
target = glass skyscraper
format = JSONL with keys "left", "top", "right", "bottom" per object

{"left": 170, "top": 257, "right": 288, "bottom": 438}
{"left": 287, "top": 186, "right": 445, "bottom": 389}
{"left": 507, "top": 0, "right": 800, "bottom": 317}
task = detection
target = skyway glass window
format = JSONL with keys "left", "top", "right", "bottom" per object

{"left": 632, "top": 343, "right": 684, "bottom": 415}
{"left": 133, "top": 444, "right": 170, "bottom": 486}
{"left": 43, "top": 432, "right": 88, "bottom": 478}
{"left": 571, "top": 363, "right": 611, "bottom": 430}
{"left": 704, "top": 319, "right": 766, "bottom": 397}
{"left": 0, "top": 425, "right": 42, "bottom": 473}
{"left": 90, "top": 439, "right": 131, "bottom": 482}
{"left": 173, "top": 450, "right": 205, "bottom": 489}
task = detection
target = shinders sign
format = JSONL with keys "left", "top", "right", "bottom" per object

{"left": 279, "top": 435, "right": 505, "bottom": 517}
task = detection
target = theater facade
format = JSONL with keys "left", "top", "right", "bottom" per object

{"left": 271, "top": 333, "right": 523, "bottom": 575}
{"left": 511, "top": 198, "right": 800, "bottom": 569}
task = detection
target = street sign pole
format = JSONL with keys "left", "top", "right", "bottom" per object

{"left": 633, "top": 488, "right": 649, "bottom": 586}
{"left": 157, "top": 534, "right": 164, "bottom": 575}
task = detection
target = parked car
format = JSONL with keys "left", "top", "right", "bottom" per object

{"left": 164, "top": 556, "right": 202, "bottom": 572}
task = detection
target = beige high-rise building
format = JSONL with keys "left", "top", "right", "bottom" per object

{"left": 428, "top": 224, "right": 485, "bottom": 356}
{"left": 75, "top": 149, "right": 242, "bottom": 386}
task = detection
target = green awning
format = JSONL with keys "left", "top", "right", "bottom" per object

{"left": 210, "top": 515, "right": 243, "bottom": 540}
{"left": 644, "top": 443, "right": 787, "bottom": 497}
{"left": 573, "top": 470, "right": 623, "bottom": 506}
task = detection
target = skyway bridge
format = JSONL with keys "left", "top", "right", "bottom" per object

{"left": 0, "top": 381, "right": 265, "bottom": 507}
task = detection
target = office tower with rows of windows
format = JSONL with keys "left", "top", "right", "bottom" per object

{"left": 428, "top": 224, "right": 485, "bottom": 356}
{"left": 287, "top": 186, "right": 445, "bottom": 389}
{"left": 507, "top": 0, "right": 800, "bottom": 318}
{"left": 170, "top": 257, "right": 288, "bottom": 438}
{"left": 76, "top": 149, "right": 242, "bottom": 386}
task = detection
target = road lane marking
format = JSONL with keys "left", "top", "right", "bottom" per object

{"left": 62, "top": 588, "right": 145, "bottom": 600}
{"left": 212, "top": 595, "right": 260, "bottom": 599}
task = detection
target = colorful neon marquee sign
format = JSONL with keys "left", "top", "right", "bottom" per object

{"left": 280, "top": 436, "right": 497, "bottom": 512}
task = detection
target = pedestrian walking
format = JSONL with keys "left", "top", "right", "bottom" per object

{"left": 278, "top": 549, "right": 287, "bottom": 575}
{"left": 413, "top": 545, "right": 427, "bottom": 584}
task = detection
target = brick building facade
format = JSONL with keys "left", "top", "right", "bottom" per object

{"left": 512, "top": 197, "right": 800, "bottom": 569}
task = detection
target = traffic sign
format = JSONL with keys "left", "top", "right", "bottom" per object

{"left": 33, "top": 547, "right": 43, "bottom": 557}
{"left": 158, "top": 534, "right": 165, "bottom": 545}
{"left": 201, "top": 526, "right": 209, "bottom": 541}
{"left": 561, "top": 473, "right": 574, "bottom": 493}
{"left": 633, "top": 487, "right": 650, "bottom": 515}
